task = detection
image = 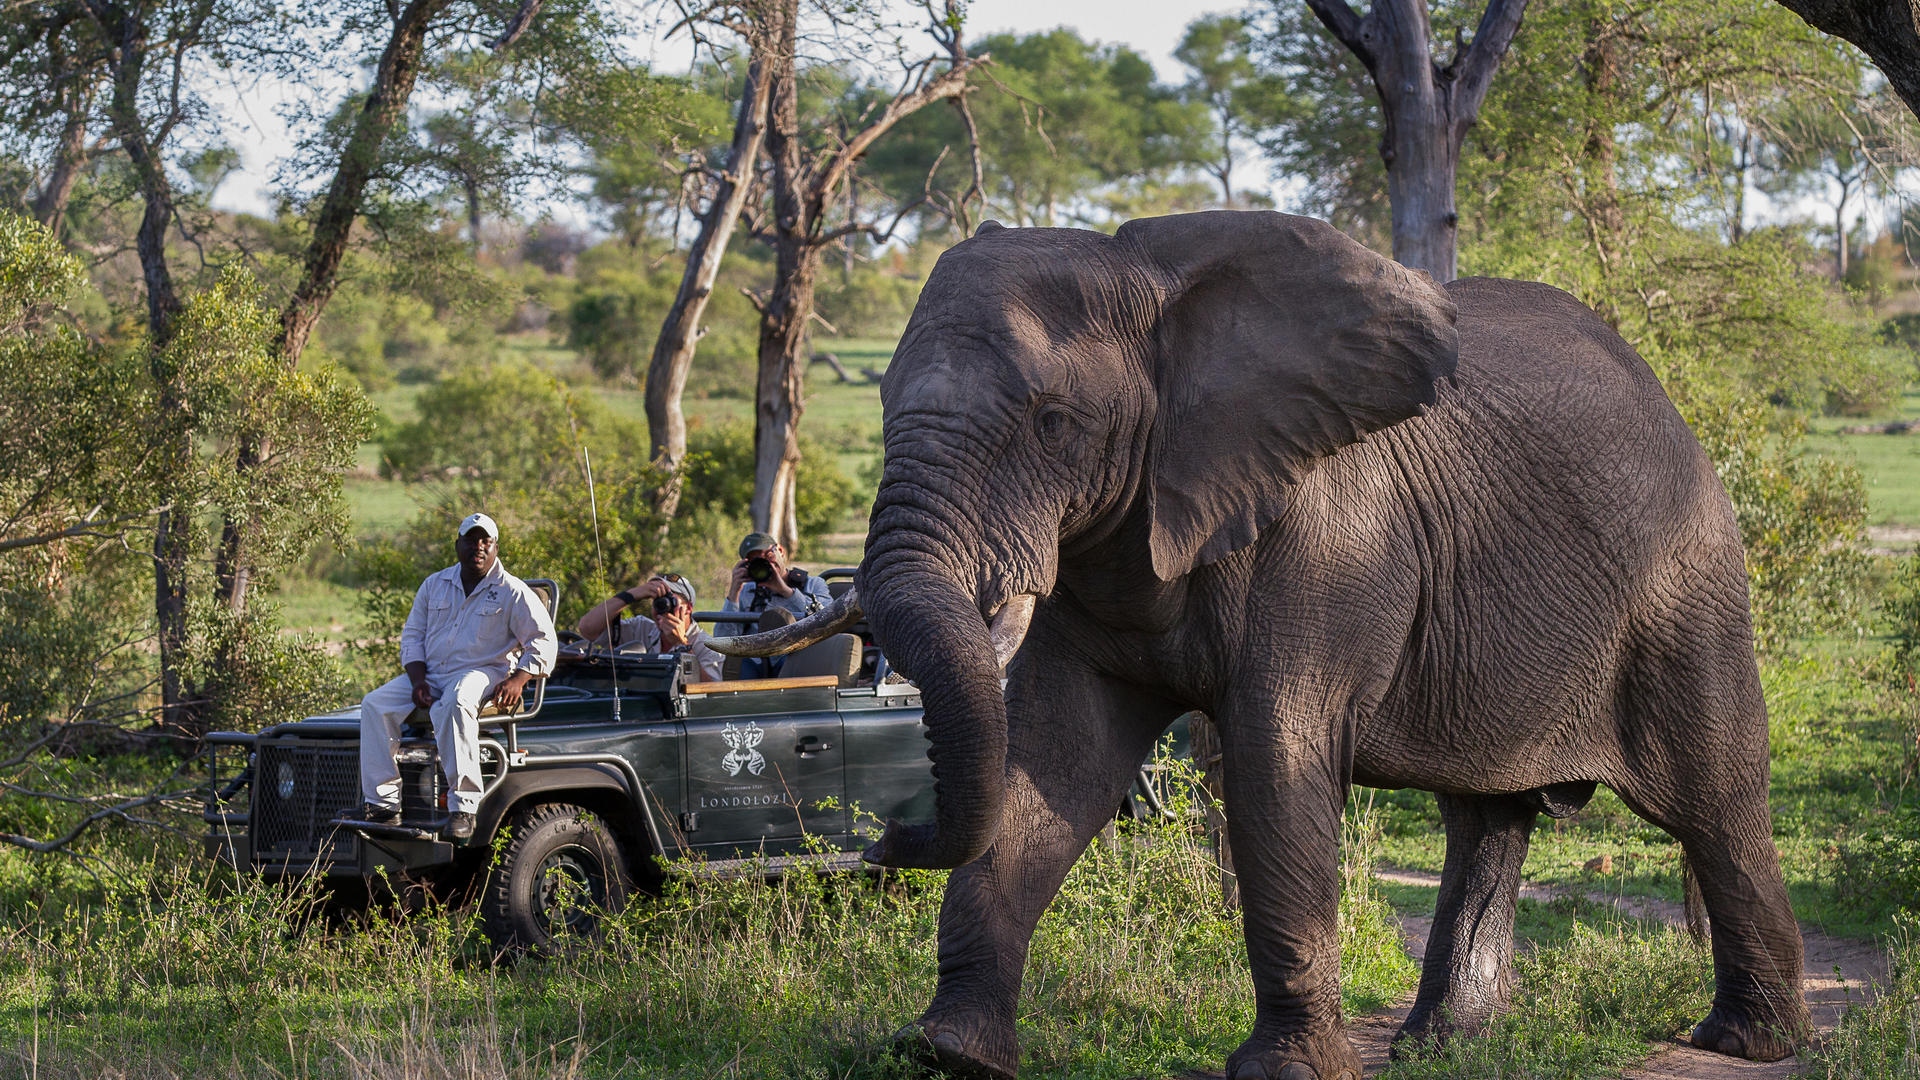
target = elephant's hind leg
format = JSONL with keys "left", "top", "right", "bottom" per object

{"left": 1394, "top": 793, "right": 1536, "bottom": 1054}
{"left": 1611, "top": 627, "right": 1808, "bottom": 1061}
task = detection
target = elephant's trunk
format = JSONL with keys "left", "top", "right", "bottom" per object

{"left": 857, "top": 547, "right": 1007, "bottom": 870}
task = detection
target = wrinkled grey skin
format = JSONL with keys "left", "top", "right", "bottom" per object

{"left": 852, "top": 211, "right": 1806, "bottom": 1080}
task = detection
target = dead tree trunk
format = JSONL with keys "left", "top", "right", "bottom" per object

{"left": 1305, "top": 0, "right": 1527, "bottom": 280}
{"left": 750, "top": 6, "right": 808, "bottom": 550}
{"left": 746, "top": 7, "right": 983, "bottom": 549}
{"left": 646, "top": 45, "right": 774, "bottom": 496}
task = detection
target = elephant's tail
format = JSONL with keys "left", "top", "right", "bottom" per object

{"left": 1682, "top": 853, "right": 1709, "bottom": 943}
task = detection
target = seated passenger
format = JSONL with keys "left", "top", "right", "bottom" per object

{"left": 715, "top": 531, "right": 832, "bottom": 678}
{"left": 576, "top": 573, "right": 723, "bottom": 682}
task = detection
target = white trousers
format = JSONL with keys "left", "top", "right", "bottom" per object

{"left": 359, "top": 669, "right": 493, "bottom": 814}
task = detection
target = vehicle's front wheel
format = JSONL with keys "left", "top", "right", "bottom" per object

{"left": 482, "top": 802, "right": 632, "bottom": 952}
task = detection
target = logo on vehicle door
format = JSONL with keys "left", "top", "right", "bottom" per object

{"left": 721, "top": 721, "right": 766, "bottom": 777}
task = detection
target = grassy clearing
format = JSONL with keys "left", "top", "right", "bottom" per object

{"left": 1379, "top": 896, "right": 1713, "bottom": 1080}
{"left": 0, "top": 768, "right": 1412, "bottom": 1079}
{"left": 1806, "top": 390, "right": 1920, "bottom": 532}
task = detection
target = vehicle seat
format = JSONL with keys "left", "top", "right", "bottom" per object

{"left": 777, "top": 633, "right": 862, "bottom": 688}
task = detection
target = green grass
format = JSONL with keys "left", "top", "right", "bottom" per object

{"left": 0, "top": 777, "right": 1414, "bottom": 1079}
{"left": 1806, "top": 390, "right": 1920, "bottom": 532}
{"left": 1379, "top": 896, "right": 1713, "bottom": 1080}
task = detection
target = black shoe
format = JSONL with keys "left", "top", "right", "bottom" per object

{"left": 447, "top": 811, "right": 476, "bottom": 841}
{"left": 356, "top": 802, "right": 400, "bottom": 825}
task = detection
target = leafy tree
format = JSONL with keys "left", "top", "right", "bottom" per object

{"left": 0, "top": 212, "right": 370, "bottom": 754}
{"left": 875, "top": 28, "right": 1209, "bottom": 229}
{"left": 1175, "top": 14, "right": 1287, "bottom": 208}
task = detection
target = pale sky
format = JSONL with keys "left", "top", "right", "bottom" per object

{"left": 207, "top": 0, "right": 1255, "bottom": 221}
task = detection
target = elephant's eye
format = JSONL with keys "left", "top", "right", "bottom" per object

{"left": 1035, "top": 403, "right": 1078, "bottom": 452}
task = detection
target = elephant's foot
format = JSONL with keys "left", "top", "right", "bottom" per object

{"left": 1390, "top": 991, "right": 1505, "bottom": 1053}
{"left": 890, "top": 1017, "right": 1017, "bottom": 1080}
{"left": 1224, "top": 1030, "right": 1361, "bottom": 1080}
{"left": 1689, "top": 999, "right": 1808, "bottom": 1062}
{"left": 1390, "top": 1001, "right": 1493, "bottom": 1059}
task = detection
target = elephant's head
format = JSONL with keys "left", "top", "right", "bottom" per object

{"left": 715, "top": 211, "right": 1458, "bottom": 869}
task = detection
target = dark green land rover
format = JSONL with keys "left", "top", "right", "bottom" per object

{"left": 204, "top": 571, "right": 1187, "bottom": 951}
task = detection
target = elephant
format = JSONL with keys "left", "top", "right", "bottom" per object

{"left": 712, "top": 210, "right": 1808, "bottom": 1080}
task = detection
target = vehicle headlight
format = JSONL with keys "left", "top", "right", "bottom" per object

{"left": 276, "top": 762, "right": 296, "bottom": 800}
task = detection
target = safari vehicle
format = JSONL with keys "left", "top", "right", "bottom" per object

{"left": 204, "top": 569, "right": 1191, "bottom": 951}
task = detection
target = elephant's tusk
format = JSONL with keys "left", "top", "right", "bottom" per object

{"left": 988, "top": 594, "right": 1036, "bottom": 673}
{"left": 707, "top": 588, "right": 865, "bottom": 657}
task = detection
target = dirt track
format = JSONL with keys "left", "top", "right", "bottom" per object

{"left": 1179, "top": 868, "right": 1886, "bottom": 1079}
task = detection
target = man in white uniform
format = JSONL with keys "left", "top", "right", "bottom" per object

{"left": 357, "top": 512, "right": 557, "bottom": 839}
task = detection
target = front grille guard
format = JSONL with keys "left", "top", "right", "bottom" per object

{"left": 252, "top": 740, "right": 364, "bottom": 872}
{"left": 205, "top": 731, "right": 516, "bottom": 874}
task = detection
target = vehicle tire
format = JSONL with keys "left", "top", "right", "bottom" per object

{"left": 482, "top": 801, "right": 631, "bottom": 953}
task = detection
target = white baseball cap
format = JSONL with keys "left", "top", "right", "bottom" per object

{"left": 458, "top": 512, "right": 499, "bottom": 540}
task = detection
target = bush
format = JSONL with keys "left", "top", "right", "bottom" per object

{"left": 563, "top": 242, "right": 762, "bottom": 393}
{"left": 376, "top": 361, "right": 644, "bottom": 485}
{"left": 1683, "top": 393, "right": 1870, "bottom": 651}
{"left": 813, "top": 262, "right": 923, "bottom": 339}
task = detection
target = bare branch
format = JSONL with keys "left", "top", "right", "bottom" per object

{"left": 0, "top": 787, "right": 200, "bottom": 855}
{"left": 0, "top": 505, "right": 172, "bottom": 554}
{"left": 486, "top": 0, "right": 544, "bottom": 52}
{"left": 1304, "top": 0, "right": 1377, "bottom": 71}
{"left": 1452, "top": 0, "right": 1529, "bottom": 130}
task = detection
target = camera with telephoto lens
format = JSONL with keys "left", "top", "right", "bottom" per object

{"left": 652, "top": 592, "right": 681, "bottom": 616}
{"left": 745, "top": 556, "right": 775, "bottom": 583}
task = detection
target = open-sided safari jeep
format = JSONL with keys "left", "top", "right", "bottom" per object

{"left": 204, "top": 568, "right": 1189, "bottom": 952}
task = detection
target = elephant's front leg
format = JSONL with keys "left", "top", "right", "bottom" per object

{"left": 904, "top": 656, "right": 1182, "bottom": 1079}
{"left": 1220, "top": 702, "right": 1361, "bottom": 1080}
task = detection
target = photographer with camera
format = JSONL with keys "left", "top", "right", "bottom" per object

{"left": 576, "top": 572, "right": 722, "bottom": 682}
{"left": 717, "top": 532, "right": 833, "bottom": 678}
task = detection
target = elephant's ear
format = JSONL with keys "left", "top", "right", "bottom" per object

{"left": 1118, "top": 211, "right": 1459, "bottom": 580}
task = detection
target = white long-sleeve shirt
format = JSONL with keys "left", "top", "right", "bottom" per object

{"left": 399, "top": 560, "right": 558, "bottom": 685}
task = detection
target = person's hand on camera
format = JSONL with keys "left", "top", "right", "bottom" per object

{"left": 654, "top": 603, "right": 693, "bottom": 649}
{"left": 763, "top": 547, "right": 794, "bottom": 597}
{"left": 729, "top": 560, "right": 751, "bottom": 599}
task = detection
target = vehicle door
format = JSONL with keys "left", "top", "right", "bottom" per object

{"left": 680, "top": 686, "right": 846, "bottom": 857}
{"left": 836, "top": 684, "right": 933, "bottom": 837}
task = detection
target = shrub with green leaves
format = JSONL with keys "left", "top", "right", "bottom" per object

{"left": 377, "top": 360, "right": 642, "bottom": 485}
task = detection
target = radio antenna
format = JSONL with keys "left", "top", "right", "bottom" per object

{"left": 582, "top": 445, "right": 620, "bottom": 722}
